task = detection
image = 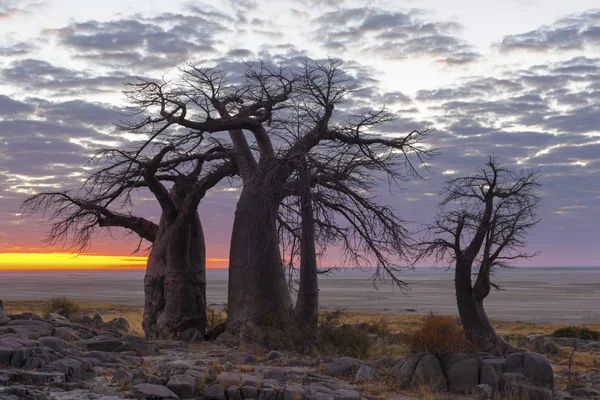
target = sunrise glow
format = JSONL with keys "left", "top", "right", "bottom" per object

{"left": 0, "top": 253, "right": 229, "bottom": 270}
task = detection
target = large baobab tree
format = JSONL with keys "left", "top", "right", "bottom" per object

{"left": 420, "top": 157, "right": 541, "bottom": 356}
{"left": 119, "top": 59, "right": 433, "bottom": 339}
{"left": 22, "top": 128, "right": 235, "bottom": 339}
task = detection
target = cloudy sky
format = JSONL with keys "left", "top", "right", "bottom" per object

{"left": 1, "top": 0, "right": 599, "bottom": 267}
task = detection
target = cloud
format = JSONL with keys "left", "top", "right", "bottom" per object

{"left": 313, "top": 7, "right": 480, "bottom": 65}
{"left": 1, "top": 59, "right": 138, "bottom": 96}
{"left": 0, "top": 95, "right": 34, "bottom": 115}
{"left": 0, "top": 0, "right": 43, "bottom": 19}
{"left": 498, "top": 9, "right": 600, "bottom": 53}
{"left": 48, "top": 11, "right": 229, "bottom": 72}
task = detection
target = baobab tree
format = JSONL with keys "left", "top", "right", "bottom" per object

{"left": 277, "top": 131, "right": 432, "bottom": 348}
{"left": 420, "top": 157, "right": 541, "bottom": 356}
{"left": 22, "top": 131, "right": 235, "bottom": 339}
{"left": 119, "top": 59, "right": 433, "bottom": 339}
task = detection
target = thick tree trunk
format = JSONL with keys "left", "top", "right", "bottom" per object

{"left": 143, "top": 212, "right": 207, "bottom": 339}
{"left": 455, "top": 263, "right": 516, "bottom": 356}
{"left": 294, "top": 181, "right": 319, "bottom": 351}
{"left": 227, "top": 162, "right": 294, "bottom": 340}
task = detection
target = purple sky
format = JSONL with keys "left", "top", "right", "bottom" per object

{"left": 0, "top": 0, "right": 599, "bottom": 266}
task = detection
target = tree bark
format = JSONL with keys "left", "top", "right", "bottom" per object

{"left": 294, "top": 175, "right": 319, "bottom": 351}
{"left": 455, "top": 262, "right": 516, "bottom": 356}
{"left": 142, "top": 182, "right": 207, "bottom": 340}
{"left": 227, "top": 161, "right": 294, "bottom": 338}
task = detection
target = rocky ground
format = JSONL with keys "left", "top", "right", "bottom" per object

{"left": 0, "top": 303, "right": 598, "bottom": 399}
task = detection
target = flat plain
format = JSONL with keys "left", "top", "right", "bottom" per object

{"left": 1, "top": 266, "right": 598, "bottom": 324}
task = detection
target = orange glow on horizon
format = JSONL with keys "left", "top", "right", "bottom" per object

{"left": 0, "top": 253, "right": 229, "bottom": 270}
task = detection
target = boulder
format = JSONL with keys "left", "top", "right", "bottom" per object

{"left": 505, "top": 352, "right": 554, "bottom": 389}
{"left": 355, "top": 364, "right": 381, "bottom": 382}
{"left": 106, "top": 317, "right": 131, "bottom": 333}
{"left": 323, "top": 357, "right": 362, "bottom": 377}
{"left": 166, "top": 374, "right": 196, "bottom": 399}
{"left": 216, "top": 372, "right": 241, "bottom": 387}
{"left": 132, "top": 383, "right": 180, "bottom": 399}
{"left": 391, "top": 352, "right": 425, "bottom": 387}
{"left": 204, "top": 384, "right": 226, "bottom": 400}
{"left": 177, "top": 328, "right": 203, "bottom": 343}
{"left": 218, "top": 351, "right": 256, "bottom": 365}
{"left": 3, "top": 320, "right": 55, "bottom": 339}
{"left": 479, "top": 361, "right": 499, "bottom": 392}
{"left": 264, "top": 350, "right": 284, "bottom": 361}
{"left": 333, "top": 389, "right": 362, "bottom": 400}
{"left": 83, "top": 334, "right": 159, "bottom": 356}
{"left": 46, "top": 313, "right": 70, "bottom": 325}
{"left": 445, "top": 356, "right": 479, "bottom": 393}
{"left": 41, "top": 356, "right": 95, "bottom": 382}
{"left": 411, "top": 354, "right": 447, "bottom": 392}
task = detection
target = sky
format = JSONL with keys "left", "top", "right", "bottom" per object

{"left": 0, "top": 0, "right": 599, "bottom": 268}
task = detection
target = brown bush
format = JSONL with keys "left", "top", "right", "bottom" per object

{"left": 42, "top": 296, "right": 81, "bottom": 319}
{"left": 407, "top": 313, "right": 467, "bottom": 355}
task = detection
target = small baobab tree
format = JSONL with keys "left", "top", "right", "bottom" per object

{"left": 22, "top": 125, "right": 235, "bottom": 339}
{"left": 420, "top": 157, "right": 541, "bottom": 356}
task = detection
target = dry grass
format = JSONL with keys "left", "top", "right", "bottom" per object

{"left": 4, "top": 300, "right": 599, "bottom": 367}
{"left": 3, "top": 299, "right": 144, "bottom": 335}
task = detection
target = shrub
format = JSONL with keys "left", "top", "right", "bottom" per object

{"left": 317, "top": 310, "right": 371, "bottom": 358}
{"left": 206, "top": 307, "right": 227, "bottom": 333}
{"left": 43, "top": 296, "right": 81, "bottom": 319}
{"left": 552, "top": 326, "right": 600, "bottom": 341}
{"left": 406, "top": 313, "right": 467, "bottom": 355}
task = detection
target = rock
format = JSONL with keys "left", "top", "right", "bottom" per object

{"left": 333, "top": 389, "right": 362, "bottom": 400}
{"left": 92, "top": 313, "right": 104, "bottom": 326}
{"left": 355, "top": 364, "right": 380, "bottom": 382}
{"left": 216, "top": 372, "right": 241, "bottom": 387}
{"left": 411, "top": 354, "right": 447, "bottom": 392}
{"left": 204, "top": 384, "right": 226, "bottom": 400}
{"left": 45, "top": 313, "right": 71, "bottom": 325}
{"left": 505, "top": 352, "right": 554, "bottom": 389}
{"left": 12, "top": 370, "right": 66, "bottom": 384}
{"left": 324, "top": 357, "right": 362, "bottom": 377}
{"left": 479, "top": 361, "right": 499, "bottom": 392}
{"left": 370, "top": 357, "right": 396, "bottom": 370}
{"left": 472, "top": 384, "right": 493, "bottom": 400}
{"left": 505, "top": 382, "right": 553, "bottom": 400}
{"left": 553, "top": 390, "right": 573, "bottom": 400}
{"left": 226, "top": 385, "right": 242, "bottom": 400}
{"left": 132, "top": 383, "right": 180, "bottom": 399}
{"left": 38, "top": 336, "right": 73, "bottom": 351}
{"left": 166, "top": 374, "right": 196, "bottom": 399}
{"left": 445, "top": 357, "right": 479, "bottom": 393}
{"left": 3, "top": 320, "right": 55, "bottom": 339}
{"left": 219, "top": 351, "right": 256, "bottom": 365}
{"left": 283, "top": 384, "right": 305, "bottom": 400}
{"left": 265, "top": 350, "right": 284, "bottom": 361}
{"left": 240, "top": 386, "right": 258, "bottom": 399}
{"left": 391, "top": 353, "right": 425, "bottom": 388}
{"left": 54, "top": 327, "right": 82, "bottom": 342}
{"left": 214, "top": 331, "right": 239, "bottom": 346}
{"left": 83, "top": 334, "right": 159, "bottom": 356}
{"left": 41, "top": 356, "right": 95, "bottom": 382}
{"left": 570, "top": 386, "right": 600, "bottom": 397}
{"left": 241, "top": 374, "right": 261, "bottom": 388}
{"left": 106, "top": 317, "right": 131, "bottom": 333}
{"left": 262, "top": 367, "right": 288, "bottom": 382}
{"left": 177, "top": 328, "right": 203, "bottom": 343}
{"left": 111, "top": 366, "right": 133, "bottom": 384}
